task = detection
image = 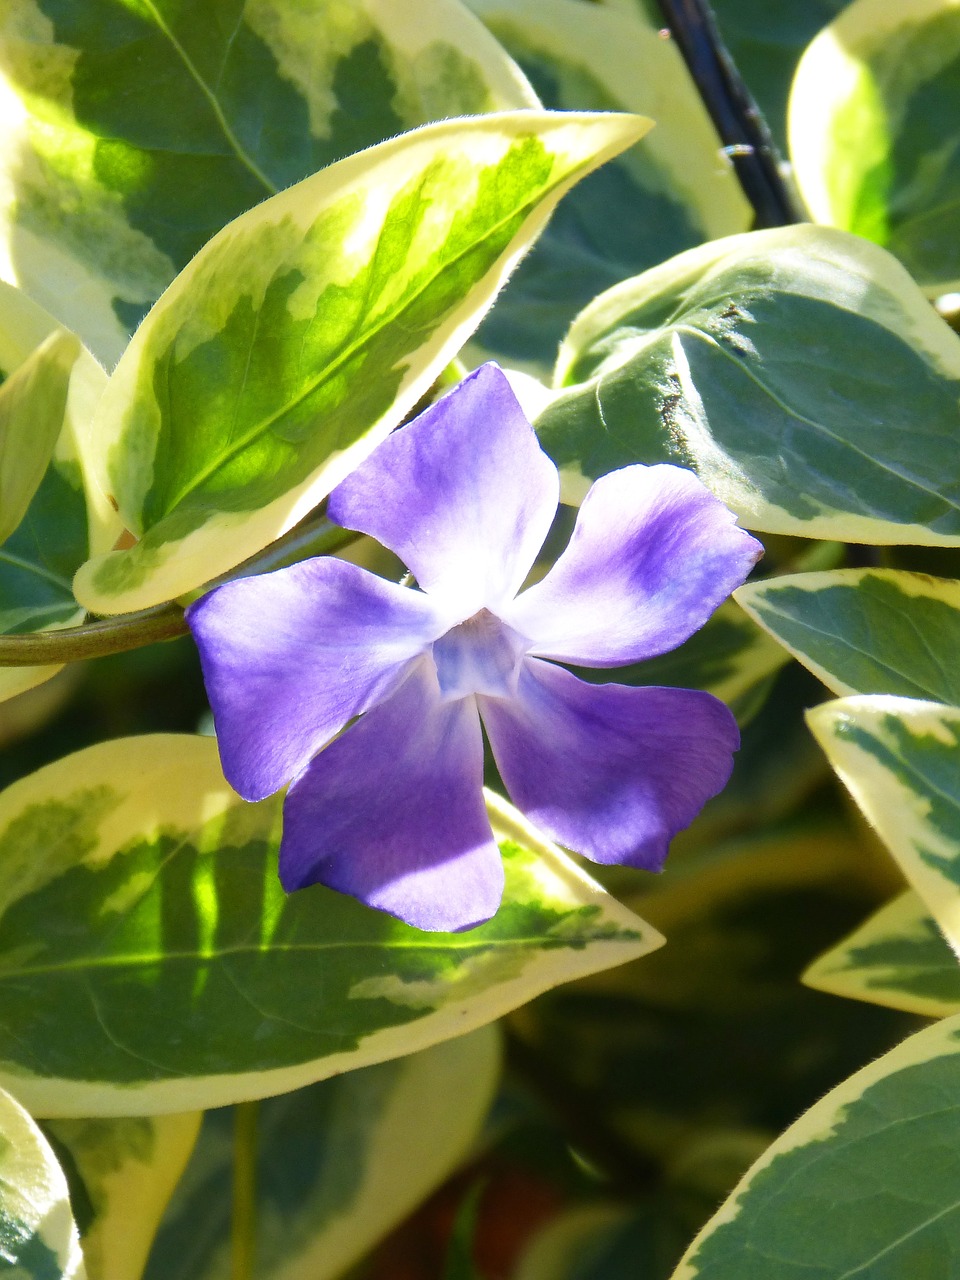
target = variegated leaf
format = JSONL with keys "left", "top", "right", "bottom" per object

{"left": 803, "top": 889, "right": 960, "bottom": 1018}
{"left": 672, "top": 1012, "right": 960, "bottom": 1278}
{"left": 808, "top": 696, "right": 960, "bottom": 951}
{"left": 736, "top": 568, "right": 960, "bottom": 702}
{"left": 0, "top": 734, "right": 660, "bottom": 1117}
{"left": 71, "top": 110, "right": 649, "bottom": 615}
{"left": 0, "top": 0, "right": 538, "bottom": 366}
{"left": 538, "top": 225, "right": 960, "bottom": 545}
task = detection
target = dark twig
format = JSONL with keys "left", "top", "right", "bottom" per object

{"left": 655, "top": 0, "right": 803, "bottom": 227}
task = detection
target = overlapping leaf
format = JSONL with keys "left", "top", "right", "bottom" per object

{"left": 144, "top": 1030, "right": 499, "bottom": 1280}
{"left": 0, "top": 734, "right": 659, "bottom": 1117}
{"left": 0, "top": 281, "right": 114, "bottom": 703}
{"left": 465, "top": 0, "right": 750, "bottom": 365}
{"left": 808, "top": 696, "right": 960, "bottom": 951}
{"left": 0, "top": 1082, "right": 84, "bottom": 1278}
{"left": 672, "top": 1012, "right": 960, "bottom": 1278}
{"left": 46, "top": 1112, "right": 201, "bottom": 1280}
{"left": 71, "top": 110, "right": 649, "bottom": 615}
{"left": 804, "top": 889, "right": 960, "bottom": 1018}
{"left": 790, "top": 0, "right": 960, "bottom": 294}
{"left": 0, "top": 0, "right": 538, "bottom": 366}
{"left": 736, "top": 568, "right": 960, "bottom": 701}
{"left": 537, "top": 224, "right": 960, "bottom": 544}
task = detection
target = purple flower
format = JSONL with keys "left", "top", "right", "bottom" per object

{"left": 187, "top": 364, "right": 762, "bottom": 932}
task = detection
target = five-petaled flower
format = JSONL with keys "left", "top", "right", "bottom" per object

{"left": 187, "top": 364, "right": 762, "bottom": 931}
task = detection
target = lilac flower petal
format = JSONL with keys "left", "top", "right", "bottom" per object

{"left": 279, "top": 661, "right": 504, "bottom": 932}
{"left": 481, "top": 658, "right": 738, "bottom": 869}
{"left": 503, "top": 465, "right": 763, "bottom": 666}
{"left": 328, "top": 364, "right": 559, "bottom": 613}
{"left": 186, "top": 559, "right": 447, "bottom": 803}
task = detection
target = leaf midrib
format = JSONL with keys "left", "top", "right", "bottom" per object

{"left": 140, "top": 0, "right": 278, "bottom": 197}
{"left": 0, "top": 931, "right": 624, "bottom": 978}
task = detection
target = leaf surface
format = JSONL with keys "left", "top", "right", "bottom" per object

{"left": 72, "top": 110, "right": 649, "bottom": 614}
{"left": 538, "top": 225, "right": 960, "bottom": 544}
{"left": 0, "top": 734, "right": 659, "bottom": 1117}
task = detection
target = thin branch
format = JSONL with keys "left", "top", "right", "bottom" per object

{"left": 0, "top": 516, "right": 360, "bottom": 666}
{"left": 655, "top": 0, "right": 803, "bottom": 227}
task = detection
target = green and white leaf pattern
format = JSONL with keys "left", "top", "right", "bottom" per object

{"left": 0, "top": 1082, "right": 84, "bottom": 1278}
{"left": 803, "top": 889, "right": 960, "bottom": 1018}
{"left": 465, "top": 0, "right": 750, "bottom": 365}
{"left": 71, "top": 109, "right": 649, "bottom": 615}
{"left": 537, "top": 224, "right": 960, "bottom": 544}
{"left": 46, "top": 1112, "right": 201, "bottom": 1280}
{"left": 672, "top": 1011, "right": 960, "bottom": 1278}
{"left": 0, "top": 0, "right": 538, "bottom": 366}
{"left": 0, "top": 281, "right": 114, "bottom": 704}
{"left": 789, "top": 0, "right": 960, "bottom": 295}
{"left": 145, "top": 1029, "right": 499, "bottom": 1280}
{"left": 0, "top": 734, "right": 660, "bottom": 1118}
{"left": 808, "top": 696, "right": 960, "bottom": 951}
{"left": 736, "top": 569, "right": 960, "bottom": 702}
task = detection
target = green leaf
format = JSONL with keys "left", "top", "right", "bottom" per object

{"left": 0, "top": 1082, "right": 84, "bottom": 1278}
{"left": 45, "top": 1113, "right": 201, "bottom": 1280}
{"left": 0, "top": 734, "right": 660, "bottom": 1118}
{"left": 808, "top": 696, "right": 960, "bottom": 952}
{"left": 537, "top": 224, "right": 960, "bottom": 543}
{"left": 803, "top": 889, "right": 960, "bottom": 1018}
{"left": 0, "top": 282, "right": 115, "bottom": 704}
{"left": 736, "top": 568, "right": 960, "bottom": 702}
{"left": 144, "top": 1030, "right": 499, "bottom": 1280}
{"left": 464, "top": 0, "right": 750, "bottom": 365}
{"left": 0, "top": 0, "right": 538, "bottom": 366}
{"left": 789, "top": 0, "right": 960, "bottom": 295}
{"left": 72, "top": 109, "right": 649, "bottom": 615}
{"left": 0, "top": 329, "right": 80, "bottom": 546}
{"left": 671, "top": 1012, "right": 960, "bottom": 1279}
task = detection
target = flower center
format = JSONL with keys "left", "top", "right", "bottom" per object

{"left": 431, "top": 608, "right": 528, "bottom": 702}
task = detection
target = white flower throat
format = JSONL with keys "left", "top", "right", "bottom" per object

{"left": 431, "top": 607, "right": 529, "bottom": 702}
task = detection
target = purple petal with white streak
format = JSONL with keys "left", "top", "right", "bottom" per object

{"left": 328, "top": 364, "right": 559, "bottom": 614}
{"left": 279, "top": 660, "right": 503, "bottom": 932}
{"left": 504, "top": 464, "right": 762, "bottom": 666}
{"left": 186, "top": 559, "right": 446, "bottom": 803}
{"left": 481, "top": 658, "right": 738, "bottom": 869}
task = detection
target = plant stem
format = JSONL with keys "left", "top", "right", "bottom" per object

{"left": 0, "top": 517, "right": 360, "bottom": 666}
{"left": 231, "top": 1101, "right": 259, "bottom": 1280}
{"left": 655, "top": 0, "right": 803, "bottom": 227}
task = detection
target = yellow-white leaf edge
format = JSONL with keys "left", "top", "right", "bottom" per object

{"left": 803, "top": 888, "right": 960, "bottom": 1019}
{"left": 807, "top": 695, "right": 960, "bottom": 952}
{"left": 671, "top": 1010, "right": 960, "bottom": 1278}
{"left": 0, "top": 733, "right": 662, "bottom": 1117}
{"left": 789, "top": 0, "right": 960, "bottom": 297}
{"left": 73, "top": 111, "right": 650, "bottom": 617}
{"left": 0, "top": 1081, "right": 86, "bottom": 1278}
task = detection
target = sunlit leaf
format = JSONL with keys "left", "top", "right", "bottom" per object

{"left": 0, "top": 0, "right": 538, "bottom": 366}
{"left": 789, "top": 0, "right": 960, "bottom": 294}
{"left": 47, "top": 1113, "right": 201, "bottom": 1280}
{"left": 72, "top": 110, "right": 649, "bottom": 615}
{"left": 538, "top": 225, "right": 960, "bottom": 544}
{"left": 0, "top": 734, "right": 660, "bottom": 1117}
{"left": 0, "top": 1082, "right": 84, "bottom": 1278}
